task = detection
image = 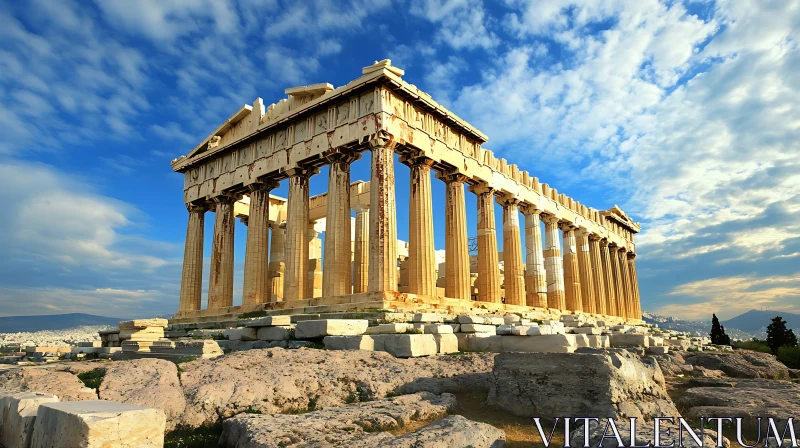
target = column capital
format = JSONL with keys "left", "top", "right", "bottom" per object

{"left": 247, "top": 180, "right": 279, "bottom": 192}
{"left": 436, "top": 171, "right": 469, "bottom": 184}
{"left": 588, "top": 233, "right": 602, "bottom": 242}
{"left": 324, "top": 148, "right": 360, "bottom": 165}
{"left": 210, "top": 194, "right": 238, "bottom": 205}
{"left": 353, "top": 203, "right": 370, "bottom": 213}
{"left": 468, "top": 182, "right": 495, "bottom": 196}
{"left": 186, "top": 202, "right": 208, "bottom": 213}
{"left": 542, "top": 214, "right": 560, "bottom": 225}
{"left": 559, "top": 221, "right": 577, "bottom": 232}
{"left": 617, "top": 246, "right": 627, "bottom": 253}
{"left": 497, "top": 194, "right": 521, "bottom": 207}
{"left": 284, "top": 166, "right": 318, "bottom": 178}
{"left": 368, "top": 132, "right": 397, "bottom": 151}
{"left": 627, "top": 252, "right": 637, "bottom": 259}
{"left": 400, "top": 154, "right": 435, "bottom": 168}
{"left": 519, "top": 204, "right": 542, "bottom": 216}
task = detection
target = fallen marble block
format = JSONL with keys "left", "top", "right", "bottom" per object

{"left": 610, "top": 334, "right": 650, "bottom": 348}
{"left": 295, "top": 319, "right": 368, "bottom": 339}
{"left": 1, "top": 392, "right": 59, "bottom": 448}
{"left": 433, "top": 334, "right": 459, "bottom": 354}
{"left": 256, "top": 326, "right": 294, "bottom": 341}
{"left": 412, "top": 313, "right": 444, "bottom": 323}
{"left": 460, "top": 324, "right": 497, "bottom": 334}
{"left": 373, "top": 334, "right": 438, "bottom": 357}
{"left": 323, "top": 335, "right": 375, "bottom": 351}
{"left": 223, "top": 327, "right": 258, "bottom": 341}
{"left": 118, "top": 318, "right": 168, "bottom": 329}
{"left": 423, "top": 324, "right": 453, "bottom": 334}
{"left": 457, "top": 315, "right": 486, "bottom": 324}
{"left": 246, "top": 315, "right": 292, "bottom": 327}
{"left": 366, "top": 323, "right": 410, "bottom": 334}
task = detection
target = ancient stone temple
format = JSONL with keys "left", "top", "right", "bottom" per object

{"left": 170, "top": 60, "right": 643, "bottom": 323}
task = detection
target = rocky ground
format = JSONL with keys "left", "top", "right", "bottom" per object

{"left": 1, "top": 347, "right": 798, "bottom": 447}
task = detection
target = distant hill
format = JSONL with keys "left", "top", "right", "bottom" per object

{"left": 722, "top": 309, "right": 800, "bottom": 334}
{"left": 0, "top": 313, "right": 123, "bottom": 333}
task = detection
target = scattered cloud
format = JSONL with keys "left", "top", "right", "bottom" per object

{"left": 410, "top": 0, "right": 500, "bottom": 50}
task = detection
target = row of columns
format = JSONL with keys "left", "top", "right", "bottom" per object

{"left": 178, "top": 138, "right": 641, "bottom": 319}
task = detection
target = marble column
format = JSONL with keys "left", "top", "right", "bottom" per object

{"left": 577, "top": 230, "right": 596, "bottom": 314}
{"left": 242, "top": 182, "right": 277, "bottom": 306}
{"left": 588, "top": 235, "right": 607, "bottom": 315}
{"left": 352, "top": 205, "right": 370, "bottom": 294}
{"left": 627, "top": 253, "right": 641, "bottom": 319}
{"left": 307, "top": 223, "right": 323, "bottom": 298}
{"left": 609, "top": 244, "right": 626, "bottom": 318}
{"left": 323, "top": 152, "right": 356, "bottom": 297}
{"left": 406, "top": 157, "right": 437, "bottom": 296}
{"left": 179, "top": 203, "right": 206, "bottom": 313}
{"left": 440, "top": 173, "right": 471, "bottom": 300}
{"left": 284, "top": 169, "right": 311, "bottom": 301}
{"left": 619, "top": 248, "right": 634, "bottom": 319}
{"left": 543, "top": 215, "right": 566, "bottom": 310}
{"left": 471, "top": 184, "right": 501, "bottom": 303}
{"left": 268, "top": 223, "right": 285, "bottom": 301}
{"left": 368, "top": 137, "right": 398, "bottom": 293}
{"left": 522, "top": 207, "right": 548, "bottom": 308}
{"left": 600, "top": 240, "right": 618, "bottom": 316}
{"left": 501, "top": 198, "right": 525, "bottom": 306}
{"left": 208, "top": 195, "right": 236, "bottom": 309}
{"left": 561, "top": 224, "right": 582, "bottom": 312}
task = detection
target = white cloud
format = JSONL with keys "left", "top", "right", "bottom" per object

{"left": 410, "top": 0, "right": 499, "bottom": 50}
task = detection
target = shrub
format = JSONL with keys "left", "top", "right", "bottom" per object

{"left": 164, "top": 423, "right": 224, "bottom": 448}
{"left": 77, "top": 368, "right": 105, "bottom": 390}
{"left": 777, "top": 345, "right": 800, "bottom": 369}
{"left": 733, "top": 340, "right": 772, "bottom": 353}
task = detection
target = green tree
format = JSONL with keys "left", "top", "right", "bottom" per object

{"left": 709, "top": 314, "right": 731, "bottom": 345}
{"left": 766, "top": 316, "right": 798, "bottom": 354}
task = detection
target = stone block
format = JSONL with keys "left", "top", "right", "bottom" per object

{"left": 423, "top": 324, "right": 453, "bottom": 334}
{"left": 501, "top": 334, "right": 577, "bottom": 353}
{"left": 587, "top": 335, "right": 610, "bottom": 348}
{"left": 433, "top": 334, "right": 459, "bottom": 354}
{"left": 366, "top": 323, "right": 409, "bottom": 334}
{"left": 610, "top": 334, "right": 650, "bottom": 348}
{"left": 256, "top": 326, "right": 293, "bottom": 341}
{"left": 484, "top": 317, "right": 505, "bottom": 326}
{"left": 323, "top": 335, "right": 374, "bottom": 351}
{"left": 118, "top": 327, "right": 165, "bottom": 341}
{"left": 77, "top": 341, "right": 102, "bottom": 347}
{"left": 30, "top": 400, "right": 166, "bottom": 448}
{"left": 1, "top": 392, "right": 59, "bottom": 448}
{"left": 457, "top": 315, "right": 485, "bottom": 324}
{"left": 373, "top": 334, "right": 438, "bottom": 357}
{"left": 118, "top": 318, "right": 168, "bottom": 329}
{"left": 572, "top": 327, "right": 601, "bottom": 335}
{"left": 223, "top": 327, "right": 258, "bottom": 341}
{"left": 294, "top": 319, "right": 368, "bottom": 339}
{"left": 574, "top": 334, "right": 591, "bottom": 348}
{"left": 496, "top": 325, "right": 513, "bottom": 335}
{"left": 412, "top": 313, "right": 443, "bottom": 323}
{"left": 246, "top": 316, "right": 292, "bottom": 327}
{"left": 447, "top": 323, "right": 460, "bottom": 332}
{"left": 648, "top": 346, "right": 669, "bottom": 355}
{"left": 648, "top": 336, "right": 664, "bottom": 346}
{"left": 503, "top": 315, "right": 521, "bottom": 325}
{"left": 459, "top": 324, "right": 497, "bottom": 334}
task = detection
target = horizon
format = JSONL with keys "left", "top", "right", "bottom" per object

{"left": 1, "top": 0, "right": 798, "bottom": 321}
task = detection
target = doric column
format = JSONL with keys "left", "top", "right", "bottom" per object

{"left": 208, "top": 195, "right": 236, "bottom": 309}
{"left": 284, "top": 168, "right": 312, "bottom": 301}
{"left": 600, "top": 240, "right": 618, "bottom": 316}
{"left": 522, "top": 207, "right": 548, "bottom": 308}
{"left": 588, "top": 235, "right": 607, "bottom": 315}
{"left": 352, "top": 205, "right": 370, "bottom": 294}
{"left": 619, "top": 248, "right": 633, "bottom": 319}
{"left": 577, "top": 230, "right": 596, "bottom": 314}
{"left": 322, "top": 152, "right": 357, "bottom": 297}
{"left": 470, "top": 184, "right": 501, "bottom": 303}
{"left": 404, "top": 156, "right": 437, "bottom": 296}
{"left": 627, "top": 253, "right": 641, "bottom": 319}
{"left": 439, "top": 173, "right": 471, "bottom": 300}
{"left": 179, "top": 203, "right": 206, "bottom": 313}
{"left": 500, "top": 197, "right": 525, "bottom": 306}
{"left": 268, "top": 223, "right": 285, "bottom": 301}
{"left": 543, "top": 215, "right": 566, "bottom": 309}
{"left": 368, "top": 137, "right": 398, "bottom": 293}
{"left": 561, "top": 224, "right": 582, "bottom": 312}
{"left": 242, "top": 182, "right": 278, "bottom": 306}
{"left": 609, "top": 244, "right": 626, "bottom": 318}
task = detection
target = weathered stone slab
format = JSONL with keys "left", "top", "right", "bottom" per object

{"left": 610, "top": 334, "right": 650, "bottom": 348}
{"left": 511, "top": 325, "right": 547, "bottom": 336}
{"left": 366, "top": 323, "right": 410, "bottom": 334}
{"left": 118, "top": 327, "right": 165, "bottom": 341}
{"left": 222, "top": 327, "right": 258, "bottom": 341}
{"left": 412, "top": 313, "right": 444, "bottom": 323}
{"left": 118, "top": 318, "right": 168, "bottom": 329}
{"left": 256, "top": 325, "right": 294, "bottom": 341}
{"left": 30, "top": 400, "right": 166, "bottom": 448}
{"left": 323, "top": 335, "right": 375, "bottom": 351}
{"left": 377, "top": 415, "right": 506, "bottom": 447}
{"left": 246, "top": 315, "right": 292, "bottom": 327}
{"left": 0, "top": 392, "right": 59, "bottom": 448}
{"left": 423, "top": 324, "right": 453, "bottom": 334}
{"left": 572, "top": 326, "right": 601, "bottom": 334}
{"left": 295, "top": 319, "right": 369, "bottom": 339}
{"left": 459, "top": 324, "right": 497, "bottom": 334}
{"left": 496, "top": 325, "right": 513, "bottom": 335}
{"left": 373, "top": 334, "right": 438, "bottom": 357}
{"left": 433, "top": 334, "right": 459, "bottom": 354}
{"left": 587, "top": 335, "right": 610, "bottom": 348}
{"left": 457, "top": 315, "right": 485, "bottom": 324}
{"left": 648, "top": 346, "right": 669, "bottom": 355}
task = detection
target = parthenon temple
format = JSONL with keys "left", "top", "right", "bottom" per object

{"left": 171, "top": 60, "right": 643, "bottom": 324}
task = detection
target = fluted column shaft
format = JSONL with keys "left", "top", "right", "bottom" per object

{"left": 242, "top": 183, "right": 277, "bottom": 306}
{"left": 523, "top": 208, "right": 548, "bottom": 308}
{"left": 208, "top": 196, "right": 236, "bottom": 309}
{"left": 323, "top": 153, "right": 356, "bottom": 297}
{"left": 472, "top": 185, "right": 501, "bottom": 303}
{"left": 543, "top": 216, "right": 566, "bottom": 309}
{"left": 441, "top": 173, "right": 471, "bottom": 300}
{"left": 368, "top": 138, "right": 398, "bottom": 293}
{"left": 577, "top": 231, "right": 596, "bottom": 314}
{"left": 406, "top": 157, "right": 437, "bottom": 295}
{"left": 600, "top": 240, "right": 618, "bottom": 316}
{"left": 269, "top": 223, "right": 285, "bottom": 301}
{"left": 627, "top": 254, "right": 641, "bottom": 319}
{"left": 179, "top": 203, "right": 206, "bottom": 312}
{"left": 284, "top": 169, "right": 311, "bottom": 301}
{"left": 619, "top": 249, "right": 633, "bottom": 319}
{"left": 501, "top": 199, "right": 525, "bottom": 306}
{"left": 353, "top": 206, "right": 370, "bottom": 294}
{"left": 588, "top": 235, "right": 607, "bottom": 315}
{"left": 561, "top": 225, "right": 582, "bottom": 312}
{"left": 609, "top": 244, "right": 626, "bottom": 318}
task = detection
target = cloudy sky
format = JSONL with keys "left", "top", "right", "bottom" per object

{"left": 1, "top": 0, "right": 798, "bottom": 320}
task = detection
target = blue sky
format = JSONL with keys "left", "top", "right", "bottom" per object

{"left": 1, "top": 0, "right": 798, "bottom": 320}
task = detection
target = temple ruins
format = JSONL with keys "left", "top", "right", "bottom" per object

{"left": 170, "top": 60, "right": 643, "bottom": 325}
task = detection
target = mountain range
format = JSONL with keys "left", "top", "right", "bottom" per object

{"left": 0, "top": 313, "right": 123, "bottom": 333}
{"left": 643, "top": 309, "right": 800, "bottom": 340}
